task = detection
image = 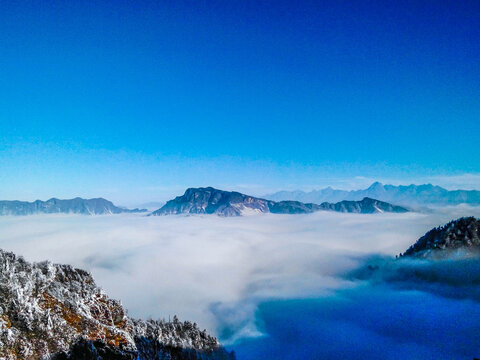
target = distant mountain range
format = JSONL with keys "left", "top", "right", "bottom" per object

{"left": 402, "top": 217, "right": 480, "bottom": 258}
{"left": 0, "top": 198, "right": 147, "bottom": 215}
{"left": 152, "top": 187, "right": 408, "bottom": 216}
{"left": 0, "top": 186, "right": 414, "bottom": 217}
{"left": 265, "top": 182, "right": 480, "bottom": 207}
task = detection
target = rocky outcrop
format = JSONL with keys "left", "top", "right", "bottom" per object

{"left": 0, "top": 249, "right": 233, "bottom": 359}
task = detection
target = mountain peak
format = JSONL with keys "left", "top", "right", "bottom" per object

{"left": 367, "top": 181, "right": 384, "bottom": 190}
{"left": 186, "top": 186, "right": 217, "bottom": 192}
{"left": 154, "top": 187, "right": 270, "bottom": 216}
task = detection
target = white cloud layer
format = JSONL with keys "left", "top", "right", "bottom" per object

{"left": 1, "top": 207, "right": 480, "bottom": 339}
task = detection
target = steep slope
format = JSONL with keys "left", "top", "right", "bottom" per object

{"left": 0, "top": 249, "right": 233, "bottom": 360}
{"left": 402, "top": 217, "right": 480, "bottom": 258}
{"left": 265, "top": 182, "right": 480, "bottom": 207}
{"left": 152, "top": 188, "right": 408, "bottom": 216}
{"left": 0, "top": 198, "right": 147, "bottom": 215}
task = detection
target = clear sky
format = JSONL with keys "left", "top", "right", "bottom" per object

{"left": 0, "top": 0, "right": 479, "bottom": 204}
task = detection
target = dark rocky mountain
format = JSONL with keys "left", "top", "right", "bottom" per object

{"left": 152, "top": 187, "right": 271, "bottom": 216}
{"left": 152, "top": 187, "right": 408, "bottom": 216}
{"left": 0, "top": 249, "right": 233, "bottom": 360}
{"left": 0, "top": 198, "right": 147, "bottom": 215}
{"left": 402, "top": 217, "right": 480, "bottom": 258}
{"left": 266, "top": 182, "right": 480, "bottom": 207}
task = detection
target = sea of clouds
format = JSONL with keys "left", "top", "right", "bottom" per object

{"left": 1, "top": 206, "right": 480, "bottom": 358}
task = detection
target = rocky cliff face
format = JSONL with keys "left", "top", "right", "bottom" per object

{"left": 0, "top": 198, "right": 147, "bottom": 216}
{"left": 402, "top": 217, "right": 480, "bottom": 258}
{"left": 0, "top": 249, "right": 233, "bottom": 360}
{"left": 152, "top": 187, "right": 271, "bottom": 216}
{"left": 152, "top": 188, "right": 409, "bottom": 216}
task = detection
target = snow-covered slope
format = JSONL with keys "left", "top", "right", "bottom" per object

{"left": 0, "top": 249, "right": 232, "bottom": 359}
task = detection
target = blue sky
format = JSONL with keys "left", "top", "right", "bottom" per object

{"left": 0, "top": 0, "right": 479, "bottom": 204}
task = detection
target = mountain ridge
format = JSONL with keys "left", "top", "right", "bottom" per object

{"left": 152, "top": 187, "right": 409, "bottom": 216}
{"left": 265, "top": 182, "right": 480, "bottom": 207}
{"left": 0, "top": 197, "right": 147, "bottom": 216}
